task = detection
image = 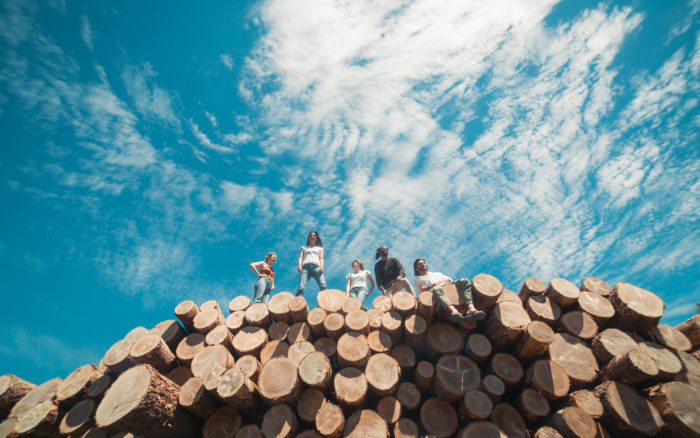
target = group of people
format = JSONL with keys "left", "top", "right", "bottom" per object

{"left": 248, "top": 231, "right": 486, "bottom": 323}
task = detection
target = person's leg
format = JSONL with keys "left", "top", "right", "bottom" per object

{"left": 431, "top": 284, "right": 453, "bottom": 309}
{"left": 356, "top": 286, "right": 369, "bottom": 305}
{"left": 399, "top": 278, "right": 416, "bottom": 296}
{"left": 262, "top": 280, "right": 272, "bottom": 304}
{"left": 253, "top": 277, "right": 267, "bottom": 303}
{"left": 454, "top": 278, "right": 486, "bottom": 320}
{"left": 297, "top": 266, "right": 309, "bottom": 296}
{"left": 310, "top": 264, "right": 327, "bottom": 291}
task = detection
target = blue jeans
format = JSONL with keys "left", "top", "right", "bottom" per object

{"left": 297, "top": 263, "right": 327, "bottom": 296}
{"left": 253, "top": 277, "right": 272, "bottom": 304}
{"left": 349, "top": 286, "right": 369, "bottom": 305}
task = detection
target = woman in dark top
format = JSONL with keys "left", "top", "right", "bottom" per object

{"left": 249, "top": 252, "right": 277, "bottom": 304}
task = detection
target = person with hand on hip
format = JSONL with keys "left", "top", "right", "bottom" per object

{"left": 296, "top": 230, "right": 327, "bottom": 297}
{"left": 249, "top": 252, "right": 277, "bottom": 304}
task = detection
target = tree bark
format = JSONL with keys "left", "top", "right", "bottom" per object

{"left": 217, "top": 368, "right": 258, "bottom": 414}
{"left": 178, "top": 377, "right": 219, "bottom": 420}
{"left": 514, "top": 321, "right": 554, "bottom": 364}
{"left": 131, "top": 335, "right": 178, "bottom": 374}
{"left": 175, "top": 300, "right": 199, "bottom": 333}
{"left": 485, "top": 301, "right": 531, "bottom": 350}
{"left": 600, "top": 348, "right": 659, "bottom": 384}
{"left": 0, "top": 374, "right": 35, "bottom": 419}
{"left": 518, "top": 276, "right": 545, "bottom": 303}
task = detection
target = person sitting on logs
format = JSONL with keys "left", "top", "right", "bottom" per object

{"left": 413, "top": 258, "right": 486, "bottom": 322}
{"left": 296, "top": 230, "right": 327, "bottom": 297}
{"left": 249, "top": 252, "right": 277, "bottom": 304}
{"left": 345, "top": 259, "right": 375, "bottom": 308}
{"left": 374, "top": 246, "right": 416, "bottom": 296}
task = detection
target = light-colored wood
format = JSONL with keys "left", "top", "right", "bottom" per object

{"left": 403, "top": 314, "right": 426, "bottom": 347}
{"left": 103, "top": 339, "right": 135, "bottom": 374}
{"left": 336, "top": 332, "right": 370, "bottom": 368}
{"left": 433, "top": 354, "right": 480, "bottom": 403}
{"left": 226, "top": 310, "right": 246, "bottom": 334}
{"left": 59, "top": 398, "right": 96, "bottom": 436}
{"left": 232, "top": 326, "right": 268, "bottom": 357}
{"left": 268, "top": 291, "right": 295, "bottom": 323}
{"left": 228, "top": 295, "right": 251, "bottom": 313}
{"left": 131, "top": 335, "right": 178, "bottom": 374}
{"left": 591, "top": 328, "right": 638, "bottom": 363}
{"left": 333, "top": 368, "right": 366, "bottom": 408}
{"left": 175, "top": 300, "right": 199, "bottom": 332}
{"left": 548, "top": 333, "right": 599, "bottom": 388}
{"left": 575, "top": 292, "right": 614, "bottom": 326}
{"left": 547, "top": 407, "right": 596, "bottom": 438}
{"left": 323, "top": 313, "right": 346, "bottom": 340}
{"left": 175, "top": 333, "right": 206, "bottom": 367}
{"left": 414, "top": 360, "right": 434, "bottom": 390}
{"left": 260, "top": 340, "right": 289, "bottom": 365}
{"left": 472, "top": 273, "right": 503, "bottom": 310}
{"left": 525, "top": 295, "right": 561, "bottom": 326}
{"left": 517, "top": 388, "right": 550, "bottom": 423}
{"left": 205, "top": 324, "right": 235, "bottom": 353}
{"left": 217, "top": 368, "right": 258, "bottom": 414}
{"left": 343, "top": 409, "right": 389, "bottom": 438}
{"left": 675, "top": 349, "right": 700, "bottom": 376}
{"left": 244, "top": 303, "right": 271, "bottom": 328}
{"left": 317, "top": 289, "right": 346, "bottom": 313}
{"left": 480, "top": 374, "right": 505, "bottom": 402}
{"left": 646, "top": 381, "right": 700, "bottom": 437}
{"left": 56, "top": 364, "right": 102, "bottom": 407}
{"left": 391, "top": 292, "right": 416, "bottom": 316}
{"left": 86, "top": 374, "right": 113, "bottom": 399}
{"left": 557, "top": 311, "right": 598, "bottom": 340}
{"left": 268, "top": 321, "right": 290, "bottom": 341}
{"left": 545, "top": 278, "right": 580, "bottom": 309}
{"left": 297, "top": 388, "right": 326, "bottom": 423}
{"left": 287, "top": 341, "right": 315, "bottom": 365}
{"left": 526, "top": 359, "right": 570, "bottom": 401}
{"left": 381, "top": 311, "right": 402, "bottom": 344}
{"left": 491, "top": 403, "right": 527, "bottom": 438}
{"left": 580, "top": 277, "right": 611, "bottom": 296}
{"left": 675, "top": 314, "right": 700, "bottom": 349}
{"left": 609, "top": 282, "right": 665, "bottom": 331}
{"left": 637, "top": 340, "right": 683, "bottom": 379}
{"left": 201, "top": 299, "right": 224, "bottom": 315}
{"left": 462, "top": 389, "right": 492, "bottom": 420}
{"left": 497, "top": 289, "right": 521, "bottom": 305}
{"left": 395, "top": 381, "right": 420, "bottom": 411}
{"left": 202, "top": 365, "right": 227, "bottom": 393}
{"left": 258, "top": 357, "right": 301, "bottom": 405}
{"left": 233, "top": 355, "right": 262, "bottom": 383}
{"left": 367, "top": 330, "right": 392, "bottom": 354}
{"left": 600, "top": 348, "right": 658, "bottom": 384}
{"left": 261, "top": 404, "right": 297, "bottom": 438}
{"left": 426, "top": 322, "right": 463, "bottom": 354}
{"left": 648, "top": 323, "right": 693, "bottom": 352}
{"left": 376, "top": 396, "right": 401, "bottom": 424}
{"left": 342, "top": 296, "right": 362, "bottom": 315}
{"left": 289, "top": 296, "right": 309, "bottom": 322}
{"left": 416, "top": 291, "right": 436, "bottom": 323}
{"left": 372, "top": 295, "right": 392, "bottom": 312}
{"left": 565, "top": 390, "right": 603, "bottom": 419}
{"left": 345, "top": 310, "right": 369, "bottom": 334}
{"left": 203, "top": 406, "right": 242, "bottom": 438}
{"left": 307, "top": 308, "right": 327, "bottom": 337}
{"left": 420, "top": 398, "right": 458, "bottom": 438}
{"left": 124, "top": 327, "right": 150, "bottom": 344}
{"left": 315, "top": 401, "right": 344, "bottom": 438}
{"left": 594, "top": 380, "right": 663, "bottom": 436}
{"left": 299, "top": 351, "right": 333, "bottom": 391}
{"left": 11, "top": 398, "right": 62, "bottom": 437}
{"left": 287, "top": 321, "right": 312, "bottom": 344}
{"left": 150, "top": 320, "right": 187, "bottom": 351}
{"left": 0, "top": 374, "right": 35, "bottom": 418}
{"left": 488, "top": 353, "right": 523, "bottom": 389}
{"left": 191, "top": 345, "right": 235, "bottom": 378}
{"left": 514, "top": 321, "right": 554, "bottom": 363}
{"left": 518, "top": 277, "right": 545, "bottom": 303}
{"left": 485, "top": 301, "right": 531, "bottom": 350}
{"left": 365, "top": 353, "right": 400, "bottom": 397}
{"left": 366, "top": 309, "right": 384, "bottom": 330}
{"left": 194, "top": 308, "right": 225, "bottom": 334}
{"left": 178, "top": 377, "right": 219, "bottom": 420}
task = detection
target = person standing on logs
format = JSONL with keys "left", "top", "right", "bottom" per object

{"left": 296, "top": 231, "right": 327, "bottom": 297}
{"left": 249, "top": 252, "right": 277, "bottom": 304}
{"left": 345, "top": 259, "right": 375, "bottom": 308}
{"left": 374, "top": 246, "right": 416, "bottom": 296}
{"left": 413, "top": 258, "right": 486, "bottom": 322}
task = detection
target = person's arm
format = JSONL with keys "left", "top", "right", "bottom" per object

{"left": 297, "top": 248, "right": 304, "bottom": 273}
{"left": 249, "top": 261, "right": 264, "bottom": 277}
{"left": 346, "top": 277, "right": 351, "bottom": 296}
{"left": 374, "top": 264, "right": 385, "bottom": 292}
{"left": 395, "top": 259, "right": 406, "bottom": 281}
{"left": 367, "top": 271, "right": 375, "bottom": 294}
{"left": 319, "top": 248, "right": 324, "bottom": 274}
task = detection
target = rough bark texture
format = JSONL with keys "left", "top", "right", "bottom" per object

{"left": 178, "top": 377, "right": 219, "bottom": 420}
{"left": 485, "top": 301, "right": 531, "bottom": 350}
{"left": 217, "top": 368, "right": 258, "bottom": 414}
{"left": 175, "top": 300, "right": 199, "bottom": 333}
{"left": 0, "top": 374, "right": 35, "bottom": 419}
{"left": 514, "top": 321, "right": 554, "bottom": 364}
{"left": 131, "top": 335, "right": 178, "bottom": 374}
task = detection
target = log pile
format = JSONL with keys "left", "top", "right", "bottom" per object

{"left": 1, "top": 275, "right": 699, "bottom": 437}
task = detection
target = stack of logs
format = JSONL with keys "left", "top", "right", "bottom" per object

{"left": 1, "top": 274, "right": 700, "bottom": 438}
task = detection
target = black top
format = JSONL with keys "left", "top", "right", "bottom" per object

{"left": 374, "top": 257, "right": 406, "bottom": 289}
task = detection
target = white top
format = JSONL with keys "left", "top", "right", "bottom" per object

{"left": 414, "top": 271, "right": 452, "bottom": 291}
{"left": 301, "top": 246, "right": 323, "bottom": 266}
{"left": 346, "top": 270, "right": 371, "bottom": 289}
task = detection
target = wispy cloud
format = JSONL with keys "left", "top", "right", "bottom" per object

{"left": 80, "top": 14, "right": 93, "bottom": 50}
{"left": 220, "top": 54, "right": 234, "bottom": 70}
{"left": 189, "top": 119, "right": 234, "bottom": 153}
{"left": 122, "top": 62, "right": 179, "bottom": 126}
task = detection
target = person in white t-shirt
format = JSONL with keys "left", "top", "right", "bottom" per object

{"left": 345, "top": 259, "right": 375, "bottom": 307}
{"left": 296, "top": 230, "right": 327, "bottom": 297}
{"left": 413, "top": 258, "right": 486, "bottom": 323}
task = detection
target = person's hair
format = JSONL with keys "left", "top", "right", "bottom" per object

{"left": 375, "top": 246, "right": 389, "bottom": 259}
{"left": 265, "top": 252, "right": 277, "bottom": 263}
{"left": 413, "top": 258, "right": 426, "bottom": 276}
{"left": 306, "top": 230, "right": 323, "bottom": 247}
{"left": 352, "top": 259, "right": 365, "bottom": 270}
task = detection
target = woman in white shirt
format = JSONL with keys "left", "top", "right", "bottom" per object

{"left": 296, "top": 231, "right": 327, "bottom": 297}
{"left": 345, "top": 260, "right": 375, "bottom": 307}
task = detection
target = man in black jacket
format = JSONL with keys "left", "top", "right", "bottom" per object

{"left": 374, "top": 246, "right": 416, "bottom": 296}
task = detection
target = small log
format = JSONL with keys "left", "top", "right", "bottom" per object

{"left": 674, "top": 370, "right": 700, "bottom": 387}
{"left": 472, "top": 273, "right": 503, "bottom": 310}
{"left": 165, "top": 366, "right": 192, "bottom": 387}
{"left": 343, "top": 410, "right": 388, "bottom": 438}
{"left": 557, "top": 311, "right": 598, "bottom": 340}
{"left": 333, "top": 368, "right": 367, "bottom": 408}
{"left": 547, "top": 407, "right": 596, "bottom": 438}
{"left": 637, "top": 340, "right": 683, "bottom": 379}
{"left": 123, "top": 326, "right": 150, "bottom": 343}
{"left": 648, "top": 324, "right": 693, "bottom": 352}
{"left": 675, "top": 314, "right": 700, "bottom": 349}
{"left": 336, "top": 332, "right": 370, "bottom": 368}
{"left": 269, "top": 321, "right": 290, "bottom": 341}
{"left": 488, "top": 353, "right": 523, "bottom": 389}
{"left": 548, "top": 333, "right": 599, "bottom": 388}
{"left": 391, "top": 345, "right": 416, "bottom": 376}
{"left": 565, "top": 390, "right": 603, "bottom": 419}
{"left": 307, "top": 308, "right": 327, "bottom": 337}
{"left": 416, "top": 291, "right": 436, "bottom": 323}
{"left": 545, "top": 278, "right": 580, "bottom": 309}
{"left": 414, "top": 360, "right": 434, "bottom": 390}
{"left": 367, "top": 330, "right": 392, "bottom": 354}
{"left": 381, "top": 311, "right": 402, "bottom": 344}
{"left": 315, "top": 401, "right": 344, "bottom": 438}
{"left": 56, "top": 364, "right": 102, "bottom": 406}
{"left": 345, "top": 310, "right": 369, "bottom": 335}
{"left": 609, "top": 282, "right": 665, "bottom": 331}
{"left": 575, "top": 292, "right": 614, "bottom": 326}
{"left": 317, "top": 289, "right": 346, "bottom": 313}
{"left": 175, "top": 300, "right": 199, "bottom": 332}
{"left": 534, "top": 427, "right": 563, "bottom": 438}
{"left": 95, "top": 365, "right": 198, "bottom": 438}
{"left": 205, "top": 324, "right": 235, "bottom": 353}
{"left": 297, "top": 388, "right": 326, "bottom": 423}
{"left": 11, "top": 398, "right": 63, "bottom": 437}
{"left": 289, "top": 296, "right": 310, "bottom": 323}
{"left": 395, "top": 382, "right": 420, "bottom": 412}
{"left": 480, "top": 374, "right": 505, "bottom": 402}
{"left": 675, "top": 349, "right": 700, "bottom": 376}
{"left": 591, "top": 328, "right": 638, "bottom": 363}
{"left": 268, "top": 291, "right": 295, "bottom": 323}
{"left": 233, "top": 355, "right": 262, "bottom": 383}
{"left": 514, "top": 321, "right": 554, "bottom": 363}
{"left": 0, "top": 374, "right": 35, "bottom": 418}
{"left": 491, "top": 403, "right": 527, "bottom": 438}
{"left": 288, "top": 321, "right": 313, "bottom": 344}
{"left": 420, "top": 398, "right": 458, "bottom": 438}
{"left": 433, "top": 354, "right": 480, "bottom": 403}
{"left": 372, "top": 295, "right": 392, "bottom": 312}
{"left": 403, "top": 314, "right": 426, "bottom": 348}
{"left": 462, "top": 389, "right": 493, "bottom": 420}
{"left": 526, "top": 359, "right": 570, "bottom": 400}
{"left": 258, "top": 357, "right": 301, "bottom": 405}
{"left": 200, "top": 299, "right": 224, "bottom": 315}
{"left": 376, "top": 396, "right": 401, "bottom": 424}
{"left": 600, "top": 348, "right": 658, "bottom": 384}
{"left": 342, "top": 296, "right": 362, "bottom": 315}
{"left": 226, "top": 310, "right": 246, "bottom": 334}
{"left": 175, "top": 333, "right": 206, "bottom": 367}
{"left": 323, "top": 313, "right": 346, "bottom": 340}
{"left": 525, "top": 295, "right": 561, "bottom": 326}
{"left": 366, "top": 309, "right": 384, "bottom": 330}
{"left": 460, "top": 422, "right": 507, "bottom": 438}
{"left": 391, "top": 292, "right": 416, "bottom": 316}
{"left": 86, "top": 374, "right": 113, "bottom": 399}
{"left": 580, "top": 277, "right": 611, "bottom": 296}
{"left": 150, "top": 319, "right": 186, "bottom": 351}
{"left": 463, "top": 333, "right": 491, "bottom": 363}
{"left": 217, "top": 368, "right": 258, "bottom": 414}
{"left": 426, "top": 322, "right": 463, "bottom": 354}
{"left": 178, "top": 377, "right": 219, "bottom": 420}
{"left": 647, "top": 381, "right": 700, "bottom": 437}
{"left": 103, "top": 339, "right": 135, "bottom": 375}
{"left": 260, "top": 340, "right": 289, "bottom": 365}
{"left": 313, "top": 337, "right": 336, "bottom": 361}
{"left": 366, "top": 353, "right": 400, "bottom": 397}
{"left": 262, "top": 404, "right": 297, "bottom": 438}
{"left": 59, "top": 398, "right": 96, "bottom": 436}
{"left": 518, "top": 277, "right": 545, "bottom": 303}
{"left": 393, "top": 418, "right": 419, "bottom": 438}
{"left": 228, "top": 295, "right": 251, "bottom": 313}
{"left": 287, "top": 341, "right": 315, "bottom": 365}
{"left": 244, "top": 303, "right": 271, "bottom": 328}
{"left": 594, "top": 380, "right": 663, "bottom": 436}
{"left": 485, "top": 301, "right": 531, "bottom": 350}
{"left": 191, "top": 345, "right": 234, "bottom": 378}
{"left": 232, "top": 326, "right": 268, "bottom": 357}
{"left": 299, "top": 351, "right": 333, "bottom": 391}
{"left": 131, "top": 335, "right": 178, "bottom": 374}
{"left": 203, "top": 406, "right": 242, "bottom": 438}
{"left": 517, "top": 388, "right": 549, "bottom": 423}
{"left": 202, "top": 365, "right": 226, "bottom": 393}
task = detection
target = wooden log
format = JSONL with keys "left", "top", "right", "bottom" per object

{"left": 289, "top": 296, "right": 309, "bottom": 323}
{"left": 164, "top": 367, "right": 193, "bottom": 389}
{"left": 591, "top": 328, "right": 638, "bottom": 363}
{"left": 675, "top": 314, "right": 700, "bottom": 349}
{"left": 395, "top": 381, "right": 420, "bottom": 412}
{"left": 259, "top": 340, "right": 289, "bottom": 365}
{"left": 545, "top": 278, "right": 580, "bottom": 309}
{"left": 416, "top": 291, "right": 436, "bottom": 324}
{"left": 336, "top": 332, "right": 370, "bottom": 368}
{"left": 391, "top": 345, "right": 415, "bottom": 376}
{"left": 131, "top": 335, "right": 178, "bottom": 374}
{"left": 460, "top": 421, "right": 508, "bottom": 438}
{"left": 268, "top": 291, "right": 295, "bottom": 323}
{"left": 646, "top": 381, "right": 700, "bottom": 437}
{"left": 463, "top": 333, "right": 491, "bottom": 364}
{"left": 366, "top": 309, "right": 383, "bottom": 330}
{"left": 472, "top": 273, "right": 503, "bottom": 310}
{"left": 150, "top": 320, "right": 187, "bottom": 352}
{"left": 517, "top": 387, "right": 549, "bottom": 423}
{"left": 228, "top": 295, "right": 251, "bottom": 314}
{"left": 393, "top": 418, "right": 419, "bottom": 438}
{"left": 344, "top": 409, "right": 388, "bottom": 438}
{"left": 269, "top": 321, "right": 290, "bottom": 341}
{"left": 433, "top": 354, "right": 480, "bottom": 403}
{"left": 307, "top": 308, "right": 327, "bottom": 337}
{"left": 203, "top": 406, "right": 242, "bottom": 438}
{"left": 376, "top": 396, "right": 401, "bottom": 425}
{"left": 287, "top": 341, "right": 315, "bottom": 365}
{"left": 178, "top": 377, "right": 219, "bottom": 420}
{"left": 600, "top": 348, "right": 659, "bottom": 384}
{"left": 103, "top": 339, "right": 135, "bottom": 375}
{"left": 297, "top": 388, "right": 325, "bottom": 423}
{"left": 175, "top": 333, "right": 206, "bottom": 367}
{"left": 232, "top": 355, "right": 262, "bottom": 383}
{"left": 609, "top": 282, "right": 665, "bottom": 331}
{"left": 244, "top": 303, "right": 271, "bottom": 328}
{"left": 557, "top": 311, "right": 598, "bottom": 340}
{"left": 533, "top": 426, "right": 563, "bottom": 438}
{"left": 317, "top": 289, "right": 346, "bottom": 313}
{"left": 333, "top": 368, "right": 367, "bottom": 408}
{"left": 391, "top": 292, "right": 416, "bottom": 316}
{"left": 11, "top": 398, "right": 63, "bottom": 437}
{"left": 313, "top": 338, "right": 336, "bottom": 361}
{"left": 525, "top": 359, "right": 570, "bottom": 401}
{"left": 296, "top": 431, "right": 321, "bottom": 438}
{"left": 491, "top": 403, "right": 527, "bottom": 438}
{"left": 565, "top": 389, "right": 603, "bottom": 419}
{"left": 342, "top": 296, "right": 362, "bottom": 315}
{"left": 462, "top": 389, "right": 492, "bottom": 420}
{"left": 95, "top": 365, "right": 198, "bottom": 438}
{"left": 414, "top": 360, "right": 434, "bottom": 390}
{"left": 426, "top": 322, "right": 463, "bottom": 354}
{"left": 232, "top": 326, "right": 268, "bottom": 358}
{"left": 547, "top": 407, "right": 596, "bottom": 438}
{"left": 58, "top": 398, "right": 96, "bottom": 436}
{"left": 9, "top": 380, "right": 62, "bottom": 433}
{"left": 648, "top": 323, "right": 693, "bottom": 352}
{"left": 518, "top": 277, "right": 545, "bottom": 303}
{"left": 175, "top": 300, "right": 199, "bottom": 332}
{"left": 0, "top": 419, "right": 16, "bottom": 438}
{"left": 580, "top": 276, "right": 611, "bottom": 296}
{"left": 288, "top": 322, "right": 313, "bottom": 344}
{"left": 575, "top": 292, "right": 614, "bottom": 326}
{"left": 345, "top": 310, "right": 369, "bottom": 335}
{"left": 514, "top": 321, "right": 554, "bottom": 363}
{"left": 420, "top": 398, "right": 458, "bottom": 438}
{"left": 526, "top": 295, "right": 561, "bottom": 326}
{"left": 200, "top": 299, "right": 224, "bottom": 315}
{"left": 217, "top": 368, "right": 258, "bottom": 414}
{"left": 298, "top": 351, "right": 332, "bottom": 391}
{"left": 594, "top": 380, "right": 663, "bottom": 436}
{"left": 86, "top": 374, "right": 113, "bottom": 400}
{"left": 637, "top": 340, "right": 683, "bottom": 380}
{"left": 367, "top": 330, "right": 392, "bottom": 354}
{"left": 124, "top": 327, "right": 150, "bottom": 344}
{"left": 315, "top": 401, "right": 344, "bottom": 438}
{"left": 226, "top": 310, "right": 246, "bottom": 334}
{"left": 480, "top": 374, "right": 505, "bottom": 402}
{"left": 0, "top": 374, "right": 35, "bottom": 419}
{"left": 497, "top": 289, "right": 521, "bottom": 305}
{"left": 366, "top": 353, "right": 400, "bottom": 397}
{"left": 381, "top": 311, "right": 402, "bottom": 345}
{"left": 548, "top": 333, "right": 599, "bottom": 388}
{"left": 402, "top": 314, "right": 426, "bottom": 348}
{"left": 258, "top": 357, "right": 301, "bottom": 405}
{"left": 202, "top": 365, "right": 226, "bottom": 394}
{"left": 56, "top": 364, "right": 102, "bottom": 406}
{"left": 485, "top": 301, "right": 531, "bottom": 350}
{"left": 674, "top": 370, "right": 700, "bottom": 388}
{"left": 488, "top": 353, "right": 523, "bottom": 389}
{"left": 676, "top": 349, "right": 700, "bottom": 376}
{"left": 372, "top": 295, "right": 392, "bottom": 312}
{"left": 205, "top": 324, "right": 235, "bottom": 356}
{"left": 191, "top": 345, "right": 234, "bottom": 378}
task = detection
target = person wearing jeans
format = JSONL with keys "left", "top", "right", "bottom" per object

{"left": 345, "top": 259, "right": 375, "bottom": 307}
{"left": 249, "top": 252, "right": 277, "bottom": 304}
{"left": 296, "top": 231, "right": 327, "bottom": 297}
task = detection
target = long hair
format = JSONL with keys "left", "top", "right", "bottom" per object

{"left": 375, "top": 246, "right": 388, "bottom": 259}
{"left": 306, "top": 230, "right": 323, "bottom": 247}
{"left": 413, "top": 258, "right": 426, "bottom": 276}
{"left": 352, "top": 259, "right": 365, "bottom": 270}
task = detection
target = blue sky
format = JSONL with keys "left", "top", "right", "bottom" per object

{"left": 0, "top": 0, "right": 698, "bottom": 384}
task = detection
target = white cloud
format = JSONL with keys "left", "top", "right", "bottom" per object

{"left": 220, "top": 54, "right": 234, "bottom": 70}
{"left": 204, "top": 110, "right": 217, "bottom": 127}
{"left": 80, "top": 14, "right": 93, "bottom": 50}
{"left": 121, "top": 63, "right": 179, "bottom": 126}
{"left": 189, "top": 119, "right": 234, "bottom": 153}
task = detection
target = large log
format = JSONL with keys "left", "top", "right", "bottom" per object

{"left": 594, "top": 380, "right": 663, "bottom": 436}
{"left": 516, "top": 388, "right": 549, "bottom": 423}
{"left": 202, "top": 365, "right": 226, "bottom": 394}
{"left": 675, "top": 314, "right": 700, "bottom": 349}
{"left": 480, "top": 374, "right": 505, "bottom": 402}
{"left": 545, "top": 278, "right": 580, "bottom": 309}
{"left": 462, "top": 389, "right": 493, "bottom": 420}
{"left": 433, "top": 354, "right": 480, "bottom": 403}
{"left": 391, "top": 345, "right": 416, "bottom": 376}
{"left": 525, "top": 359, "right": 570, "bottom": 401}
{"left": 514, "top": 321, "right": 554, "bottom": 363}
{"left": 367, "top": 330, "right": 392, "bottom": 354}
{"left": 575, "top": 292, "right": 614, "bottom": 326}
{"left": 342, "top": 296, "right": 362, "bottom": 315}
{"left": 175, "top": 300, "right": 199, "bottom": 332}
{"left": 217, "top": 368, "right": 258, "bottom": 414}
{"left": 226, "top": 311, "right": 246, "bottom": 334}
{"left": 317, "top": 289, "right": 346, "bottom": 313}
{"left": 547, "top": 407, "right": 596, "bottom": 438}
{"left": 491, "top": 403, "right": 527, "bottom": 438}
{"left": 202, "top": 406, "right": 242, "bottom": 438}
{"left": 200, "top": 299, "right": 224, "bottom": 315}
{"left": 375, "top": 396, "right": 401, "bottom": 424}
{"left": 267, "top": 291, "right": 295, "bottom": 323}
{"left": 637, "top": 340, "right": 683, "bottom": 380}
{"left": 336, "top": 332, "right": 370, "bottom": 368}
{"left": 426, "top": 322, "right": 463, "bottom": 354}
{"left": 372, "top": 296, "right": 392, "bottom": 312}
{"left": 313, "top": 338, "right": 337, "bottom": 361}
{"left": 333, "top": 368, "right": 367, "bottom": 408}
{"left": 646, "top": 381, "right": 700, "bottom": 437}
{"left": 287, "top": 322, "right": 312, "bottom": 344}
{"left": 299, "top": 351, "right": 333, "bottom": 391}
{"left": 323, "top": 313, "right": 346, "bottom": 340}
{"left": 261, "top": 404, "right": 297, "bottom": 438}
{"left": 675, "top": 349, "right": 700, "bottom": 376}
{"left": 403, "top": 315, "right": 426, "bottom": 348}
{"left": 307, "top": 308, "right": 327, "bottom": 337}
{"left": 395, "top": 381, "right": 420, "bottom": 411}
{"left": 58, "top": 398, "right": 96, "bottom": 436}
{"left": 0, "top": 374, "right": 35, "bottom": 418}
{"left": 557, "top": 311, "right": 598, "bottom": 340}
{"left": 95, "top": 365, "right": 198, "bottom": 438}
{"left": 464, "top": 333, "right": 492, "bottom": 363}
{"left": 258, "top": 357, "right": 301, "bottom": 405}
{"left": 518, "top": 277, "right": 545, "bottom": 303}
{"left": 228, "top": 295, "right": 251, "bottom": 314}
{"left": 269, "top": 321, "right": 290, "bottom": 341}
{"left": 565, "top": 389, "right": 603, "bottom": 419}
{"left": 175, "top": 333, "right": 206, "bottom": 367}
{"left": 609, "top": 282, "right": 665, "bottom": 331}
{"left": 600, "top": 348, "right": 658, "bottom": 384}
{"left": 233, "top": 355, "right": 262, "bottom": 383}
{"left": 259, "top": 340, "right": 289, "bottom": 365}
{"left": 591, "top": 328, "right": 638, "bottom": 363}
{"left": 580, "top": 276, "right": 611, "bottom": 296}
{"left": 103, "top": 339, "right": 135, "bottom": 374}
{"left": 289, "top": 296, "right": 310, "bottom": 323}
{"left": 472, "top": 273, "right": 503, "bottom": 310}
{"left": 648, "top": 323, "right": 693, "bottom": 352}
{"left": 287, "top": 341, "right": 315, "bottom": 365}
{"left": 150, "top": 319, "right": 186, "bottom": 352}
{"left": 460, "top": 422, "right": 508, "bottom": 438}
{"left": 194, "top": 308, "right": 226, "bottom": 334}
{"left": 297, "top": 388, "right": 325, "bottom": 423}
{"left": 525, "top": 295, "right": 561, "bottom": 326}
{"left": 178, "top": 377, "right": 219, "bottom": 420}
{"left": 345, "top": 310, "right": 369, "bottom": 335}
{"left": 488, "top": 353, "right": 523, "bottom": 389}
{"left": 343, "top": 410, "right": 388, "bottom": 438}
{"left": 315, "top": 401, "right": 344, "bottom": 438}
{"left": 10, "top": 398, "right": 63, "bottom": 437}
{"left": 123, "top": 327, "right": 150, "bottom": 344}
{"left": 420, "top": 398, "right": 458, "bottom": 438}
{"left": 366, "top": 309, "right": 384, "bottom": 330}
{"left": 416, "top": 291, "right": 436, "bottom": 324}
{"left": 205, "top": 324, "right": 235, "bottom": 353}
{"left": 131, "top": 335, "right": 178, "bottom": 374}
{"left": 56, "top": 364, "right": 102, "bottom": 406}
{"left": 548, "top": 333, "right": 599, "bottom": 388}
{"left": 244, "top": 303, "right": 271, "bottom": 328}
{"left": 8, "top": 377, "right": 63, "bottom": 434}
{"left": 391, "top": 292, "right": 416, "bottom": 316}
{"left": 365, "top": 353, "right": 400, "bottom": 397}
{"left": 485, "top": 301, "right": 531, "bottom": 350}
{"left": 232, "top": 326, "right": 268, "bottom": 357}
{"left": 191, "top": 345, "right": 234, "bottom": 378}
